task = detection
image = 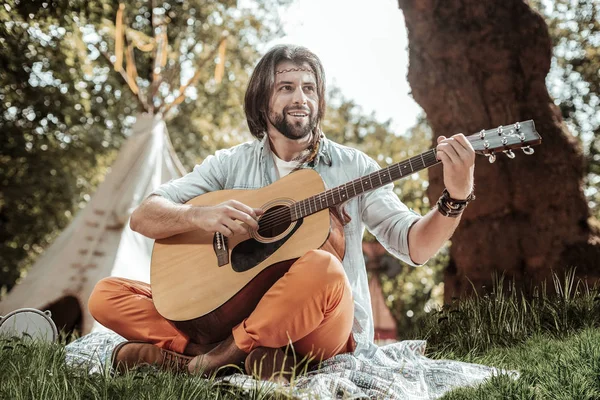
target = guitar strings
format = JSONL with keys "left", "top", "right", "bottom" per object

{"left": 253, "top": 150, "right": 441, "bottom": 232}
{"left": 254, "top": 151, "right": 440, "bottom": 230}
{"left": 251, "top": 132, "right": 520, "bottom": 231}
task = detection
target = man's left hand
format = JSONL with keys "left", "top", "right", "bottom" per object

{"left": 436, "top": 134, "right": 475, "bottom": 199}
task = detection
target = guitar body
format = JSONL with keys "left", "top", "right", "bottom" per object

{"left": 150, "top": 169, "right": 346, "bottom": 344}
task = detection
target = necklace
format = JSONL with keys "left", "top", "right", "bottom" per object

{"left": 291, "top": 149, "right": 311, "bottom": 161}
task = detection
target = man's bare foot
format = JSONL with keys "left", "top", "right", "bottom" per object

{"left": 187, "top": 334, "right": 247, "bottom": 375}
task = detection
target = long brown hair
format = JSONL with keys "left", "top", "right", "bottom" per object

{"left": 244, "top": 45, "right": 327, "bottom": 140}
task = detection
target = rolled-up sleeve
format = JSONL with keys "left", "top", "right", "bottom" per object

{"left": 360, "top": 158, "right": 423, "bottom": 266}
{"left": 151, "top": 153, "right": 226, "bottom": 204}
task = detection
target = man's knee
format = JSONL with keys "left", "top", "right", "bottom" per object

{"left": 88, "top": 277, "right": 121, "bottom": 322}
{"left": 294, "top": 249, "right": 347, "bottom": 286}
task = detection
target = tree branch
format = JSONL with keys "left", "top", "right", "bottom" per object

{"left": 162, "top": 35, "right": 228, "bottom": 115}
{"left": 97, "top": 47, "right": 148, "bottom": 112}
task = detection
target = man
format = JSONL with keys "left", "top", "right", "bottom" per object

{"left": 88, "top": 44, "right": 475, "bottom": 380}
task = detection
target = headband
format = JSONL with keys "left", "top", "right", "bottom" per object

{"left": 275, "top": 67, "right": 314, "bottom": 75}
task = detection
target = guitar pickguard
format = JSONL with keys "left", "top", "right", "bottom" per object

{"left": 230, "top": 219, "right": 304, "bottom": 272}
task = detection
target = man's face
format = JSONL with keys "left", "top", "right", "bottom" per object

{"left": 267, "top": 61, "right": 319, "bottom": 141}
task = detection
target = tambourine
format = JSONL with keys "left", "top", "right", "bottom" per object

{"left": 0, "top": 308, "right": 58, "bottom": 342}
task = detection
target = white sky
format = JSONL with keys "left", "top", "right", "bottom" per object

{"left": 266, "top": 0, "right": 422, "bottom": 135}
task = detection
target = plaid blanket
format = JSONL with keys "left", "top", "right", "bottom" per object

{"left": 65, "top": 331, "right": 517, "bottom": 399}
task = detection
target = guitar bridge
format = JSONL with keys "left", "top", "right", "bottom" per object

{"left": 213, "top": 233, "right": 229, "bottom": 267}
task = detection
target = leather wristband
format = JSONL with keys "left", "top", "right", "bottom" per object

{"left": 436, "top": 189, "right": 475, "bottom": 218}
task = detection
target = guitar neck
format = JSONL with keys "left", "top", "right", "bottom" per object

{"left": 290, "top": 148, "right": 439, "bottom": 220}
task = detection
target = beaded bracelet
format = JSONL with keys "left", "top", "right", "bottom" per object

{"left": 436, "top": 189, "right": 475, "bottom": 218}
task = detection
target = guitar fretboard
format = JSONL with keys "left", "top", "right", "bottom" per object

{"left": 290, "top": 148, "right": 439, "bottom": 220}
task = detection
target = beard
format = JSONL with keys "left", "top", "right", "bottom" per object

{"left": 268, "top": 106, "right": 317, "bottom": 140}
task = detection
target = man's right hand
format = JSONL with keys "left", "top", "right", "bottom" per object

{"left": 191, "top": 200, "right": 264, "bottom": 237}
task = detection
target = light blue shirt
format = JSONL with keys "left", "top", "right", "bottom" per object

{"left": 153, "top": 135, "right": 422, "bottom": 356}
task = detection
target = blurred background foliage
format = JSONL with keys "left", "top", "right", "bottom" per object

{"left": 1, "top": 0, "right": 599, "bottom": 337}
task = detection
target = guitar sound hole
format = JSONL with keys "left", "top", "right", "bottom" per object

{"left": 257, "top": 205, "right": 292, "bottom": 238}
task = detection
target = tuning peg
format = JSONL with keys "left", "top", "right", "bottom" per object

{"left": 486, "top": 153, "right": 496, "bottom": 163}
{"left": 504, "top": 150, "right": 516, "bottom": 159}
{"left": 522, "top": 146, "right": 534, "bottom": 155}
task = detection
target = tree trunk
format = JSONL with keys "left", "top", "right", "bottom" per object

{"left": 397, "top": 0, "right": 600, "bottom": 301}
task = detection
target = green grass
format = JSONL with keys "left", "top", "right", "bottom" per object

{"left": 408, "top": 270, "right": 600, "bottom": 358}
{"left": 439, "top": 329, "right": 600, "bottom": 399}
{"left": 410, "top": 270, "right": 600, "bottom": 399}
{"left": 3, "top": 270, "right": 600, "bottom": 399}
{"left": 0, "top": 338, "right": 290, "bottom": 400}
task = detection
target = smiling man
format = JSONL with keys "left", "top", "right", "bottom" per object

{"left": 87, "top": 44, "right": 475, "bottom": 381}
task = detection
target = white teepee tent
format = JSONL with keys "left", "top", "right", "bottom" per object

{"left": 0, "top": 114, "right": 185, "bottom": 333}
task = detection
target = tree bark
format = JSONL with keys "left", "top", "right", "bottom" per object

{"left": 397, "top": 0, "right": 600, "bottom": 301}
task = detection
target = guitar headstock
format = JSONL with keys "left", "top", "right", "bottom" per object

{"left": 467, "top": 120, "right": 541, "bottom": 163}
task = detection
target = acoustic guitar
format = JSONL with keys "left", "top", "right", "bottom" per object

{"left": 151, "top": 120, "right": 541, "bottom": 344}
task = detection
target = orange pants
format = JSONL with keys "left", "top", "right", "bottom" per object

{"left": 88, "top": 249, "right": 355, "bottom": 360}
